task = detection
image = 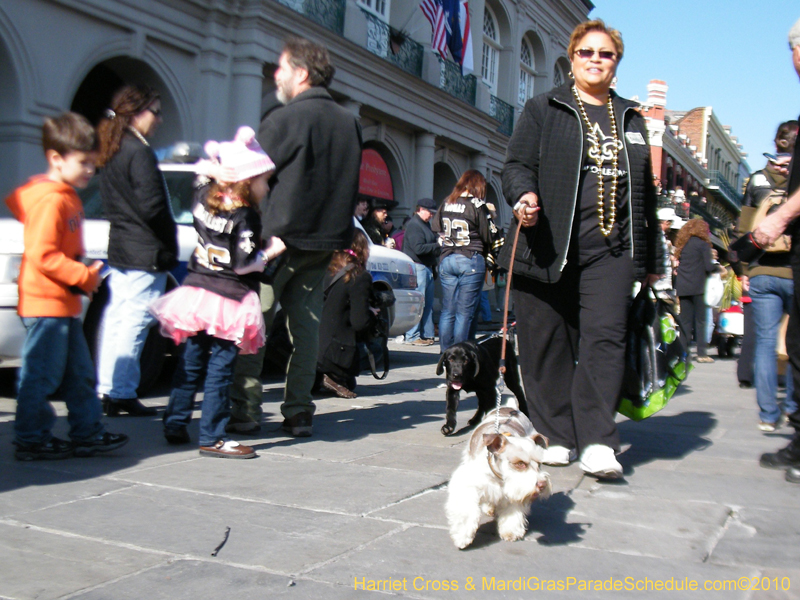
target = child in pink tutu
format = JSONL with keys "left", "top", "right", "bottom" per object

{"left": 151, "top": 126, "right": 284, "bottom": 459}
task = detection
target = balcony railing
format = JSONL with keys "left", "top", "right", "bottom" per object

{"left": 489, "top": 95, "right": 514, "bottom": 136}
{"left": 362, "top": 11, "right": 423, "bottom": 78}
{"left": 274, "top": 0, "right": 346, "bottom": 35}
{"left": 707, "top": 170, "right": 742, "bottom": 209}
{"left": 439, "top": 59, "right": 476, "bottom": 106}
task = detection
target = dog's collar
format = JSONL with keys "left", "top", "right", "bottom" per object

{"left": 487, "top": 453, "right": 504, "bottom": 480}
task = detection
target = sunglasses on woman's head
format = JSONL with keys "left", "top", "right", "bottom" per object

{"left": 148, "top": 107, "right": 162, "bottom": 117}
{"left": 574, "top": 48, "right": 616, "bottom": 61}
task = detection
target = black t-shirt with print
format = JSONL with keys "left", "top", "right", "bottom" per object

{"left": 570, "top": 102, "right": 630, "bottom": 264}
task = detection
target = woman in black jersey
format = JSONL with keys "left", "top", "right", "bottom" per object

{"left": 151, "top": 127, "right": 285, "bottom": 459}
{"left": 432, "top": 170, "right": 493, "bottom": 352}
{"left": 500, "top": 20, "right": 661, "bottom": 480}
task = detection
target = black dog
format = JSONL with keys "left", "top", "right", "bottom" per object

{"left": 435, "top": 334, "right": 527, "bottom": 436}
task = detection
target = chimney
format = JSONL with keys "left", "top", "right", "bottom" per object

{"left": 647, "top": 80, "right": 668, "bottom": 107}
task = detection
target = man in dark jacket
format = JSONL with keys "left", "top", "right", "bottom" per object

{"left": 403, "top": 198, "right": 439, "bottom": 345}
{"left": 754, "top": 17, "right": 800, "bottom": 482}
{"left": 362, "top": 198, "right": 396, "bottom": 246}
{"left": 230, "top": 37, "right": 362, "bottom": 437}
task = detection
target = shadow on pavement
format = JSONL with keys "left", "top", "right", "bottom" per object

{"left": 617, "top": 410, "right": 716, "bottom": 475}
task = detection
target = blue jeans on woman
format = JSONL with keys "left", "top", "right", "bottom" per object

{"left": 438, "top": 252, "right": 485, "bottom": 352}
{"left": 750, "top": 275, "right": 797, "bottom": 424}
{"left": 15, "top": 317, "right": 104, "bottom": 444}
{"left": 405, "top": 263, "right": 435, "bottom": 341}
{"left": 163, "top": 332, "right": 239, "bottom": 446}
{"left": 97, "top": 268, "right": 168, "bottom": 399}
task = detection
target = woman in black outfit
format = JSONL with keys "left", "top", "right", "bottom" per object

{"left": 674, "top": 219, "right": 717, "bottom": 363}
{"left": 316, "top": 230, "right": 377, "bottom": 399}
{"left": 499, "top": 20, "right": 662, "bottom": 480}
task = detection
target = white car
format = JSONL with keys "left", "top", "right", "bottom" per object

{"left": 0, "top": 160, "right": 423, "bottom": 389}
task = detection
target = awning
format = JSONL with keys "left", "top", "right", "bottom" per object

{"left": 359, "top": 149, "right": 393, "bottom": 201}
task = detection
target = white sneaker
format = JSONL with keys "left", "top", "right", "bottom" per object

{"left": 542, "top": 445, "right": 577, "bottom": 466}
{"left": 579, "top": 444, "right": 623, "bottom": 479}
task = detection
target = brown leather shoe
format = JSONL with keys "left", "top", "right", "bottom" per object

{"left": 198, "top": 440, "right": 256, "bottom": 459}
{"left": 322, "top": 374, "right": 357, "bottom": 399}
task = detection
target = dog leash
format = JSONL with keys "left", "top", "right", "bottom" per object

{"left": 494, "top": 216, "right": 525, "bottom": 434}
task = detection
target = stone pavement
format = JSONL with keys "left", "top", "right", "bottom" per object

{"left": 0, "top": 346, "right": 798, "bottom": 600}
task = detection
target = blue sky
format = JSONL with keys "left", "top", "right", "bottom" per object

{"left": 591, "top": 1, "right": 799, "bottom": 172}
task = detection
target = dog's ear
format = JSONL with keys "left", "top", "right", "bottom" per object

{"left": 483, "top": 433, "right": 506, "bottom": 454}
{"left": 531, "top": 433, "right": 548, "bottom": 449}
{"left": 436, "top": 352, "right": 447, "bottom": 376}
{"left": 470, "top": 348, "right": 480, "bottom": 378}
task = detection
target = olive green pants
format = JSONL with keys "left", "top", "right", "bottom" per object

{"left": 230, "top": 248, "right": 332, "bottom": 421}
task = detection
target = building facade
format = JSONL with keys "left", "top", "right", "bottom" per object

{"left": 0, "top": 0, "right": 593, "bottom": 227}
{"left": 639, "top": 79, "right": 749, "bottom": 234}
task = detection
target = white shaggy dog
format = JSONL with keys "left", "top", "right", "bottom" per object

{"left": 446, "top": 407, "right": 551, "bottom": 549}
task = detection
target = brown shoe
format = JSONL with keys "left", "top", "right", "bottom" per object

{"left": 198, "top": 440, "right": 256, "bottom": 459}
{"left": 411, "top": 338, "right": 435, "bottom": 346}
{"left": 322, "top": 374, "right": 357, "bottom": 399}
{"left": 695, "top": 356, "right": 714, "bottom": 364}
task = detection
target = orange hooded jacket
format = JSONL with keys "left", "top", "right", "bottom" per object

{"left": 5, "top": 176, "right": 100, "bottom": 317}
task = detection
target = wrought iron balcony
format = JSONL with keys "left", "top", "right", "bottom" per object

{"left": 273, "top": 0, "right": 345, "bottom": 35}
{"left": 489, "top": 95, "right": 514, "bottom": 136}
{"left": 706, "top": 170, "right": 742, "bottom": 210}
{"left": 362, "top": 11, "right": 423, "bottom": 77}
{"left": 439, "top": 59, "right": 476, "bottom": 106}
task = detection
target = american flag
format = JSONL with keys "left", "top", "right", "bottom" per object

{"left": 420, "top": 0, "right": 448, "bottom": 57}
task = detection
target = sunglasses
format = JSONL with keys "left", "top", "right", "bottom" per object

{"left": 574, "top": 48, "right": 617, "bottom": 61}
{"left": 148, "top": 107, "right": 162, "bottom": 117}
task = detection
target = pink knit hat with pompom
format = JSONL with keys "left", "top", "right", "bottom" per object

{"left": 199, "top": 126, "right": 275, "bottom": 183}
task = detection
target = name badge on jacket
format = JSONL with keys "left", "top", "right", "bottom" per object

{"left": 625, "top": 131, "right": 646, "bottom": 145}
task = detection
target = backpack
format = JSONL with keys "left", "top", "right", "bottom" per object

{"left": 739, "top": 187, "right": 791, "bottom": 253}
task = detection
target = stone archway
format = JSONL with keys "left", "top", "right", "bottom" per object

{"left": 70, "top": 56, "right": 183, "bottom": 149}
{"left": 0, "top": 33, "right": 23, "bottom": 197}
{"left": 433, "top": 161, "right": 458, "bottom": 206}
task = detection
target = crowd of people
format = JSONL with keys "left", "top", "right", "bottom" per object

{"left": 7, "top": 17, "right": 800, "bottom": 489}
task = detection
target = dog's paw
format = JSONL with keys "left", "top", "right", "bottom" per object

{"left": 450, "top": 529, "right": 476, "bottom": 550}
{"left": 537, "top": 473, "right": 552, "bottom": 500}
{"left": 499, "top": 529, "right": 526, "bottom": 542}
{"left": 441, "top": 420, "right": 456, "bottom": 436}
{"left": 480, "top": 502, "right": 495, "bottom": 517}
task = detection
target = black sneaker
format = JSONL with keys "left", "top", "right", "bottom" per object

{"left": 164, "top": 426, "right": 191, "bottom": 445}
{"left": 14, "top": 437, "right": 73, "bottom": 461}
{"left": 281, "top": 412, "right": 312, "bottom": 437}
{"left": 760, "top": 441, "right": 800, "bottom": 469}
{"left": 73, "top": 432, "right": 129, "bottom": 457}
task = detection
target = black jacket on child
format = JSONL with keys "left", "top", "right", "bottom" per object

{"left": 317, "top": 268, "right": 376, "bottom": 381}
{"left": 100, "top": 132, "right": 178, "bottom": 272}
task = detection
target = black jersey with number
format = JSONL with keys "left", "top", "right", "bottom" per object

{"left": 182, "top": 191, "right": 262, "bottom": 301}
{"left": 431, "top": 194, "right": 492, "bottom": 261}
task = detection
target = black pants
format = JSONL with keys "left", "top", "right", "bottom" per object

{"left": 784, "top": 253, "right": 800, "bottom": 441}
{"left": 737, "top": 298, "right": 755, "bottom": 385}
{"left": 513, "top": 251, "right": 634, "bottom": 453}
{"left": 679, "top": 294, "right": 708, "bottom": 358}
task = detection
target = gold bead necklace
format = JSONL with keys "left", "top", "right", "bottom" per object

{"left": 572, "top": 85, "right": 619, "bottom": 237}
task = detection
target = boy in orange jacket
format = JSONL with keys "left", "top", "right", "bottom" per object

{"left": 6, "top": 112, "right": 128, "bottom": 460}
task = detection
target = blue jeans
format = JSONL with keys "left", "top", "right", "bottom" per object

{"left": 97, "top": 268, "right": 167, "bottom": 399}
{"left": 405, "top": 263, "right": 435, "bottom": 341}
{"left": 163, "top": 332, "right": 239, "bottom": 446}
{"left": 438, "top": 252, "right": 486, "bottom": 352}
{"left": 750, "top": 275, "right": 797, "bottom": 423}
{"left": 15, "top": 317, "right": 104, "bottom": 444}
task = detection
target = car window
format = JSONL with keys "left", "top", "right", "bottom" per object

{"left": 78, "top": 170, "right": 196, "bottom": 225}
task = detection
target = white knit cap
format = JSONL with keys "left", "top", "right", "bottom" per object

{"left": 200, "top": 126, "right": 275, "bottom": 183}
{"left": 790, "top": 17, "right": 800, "bottom": 49}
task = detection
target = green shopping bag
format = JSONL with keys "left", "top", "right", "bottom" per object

{"left": 617, "top": 288, "right": 693, "bottom": 421}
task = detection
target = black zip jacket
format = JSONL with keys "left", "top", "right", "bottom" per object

{"left": 257, "top": 88, "right": 363, "bottom": 251}
{"left": 402, "top": 213, "right": 439, "bottom": 269}
{"left": 498, "top": 84, "right": 662, "bottom": 283}
{"left": 100, "top": 133, "right": 178, "bottom": 271}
